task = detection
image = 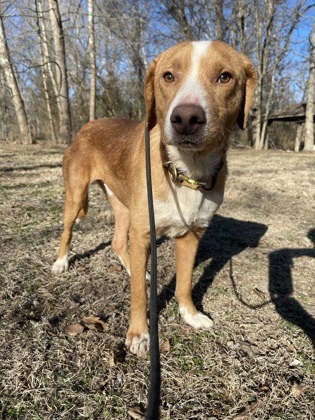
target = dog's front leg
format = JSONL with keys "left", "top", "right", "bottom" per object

{"left": 175, "top": 231, "right": 214, "bottom": 329}
{"left": 125, "top": 227, "right": 150, "bottom": 356}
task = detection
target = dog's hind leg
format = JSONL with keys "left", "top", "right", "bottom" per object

{"left": 52, "top": 180, "right": 89, "bottom": 274}
{"left": 103, "top": 184, "right": 131, "bottom": 274}
{"left": 76, "top": 191, "right": 88, "bottom": 222}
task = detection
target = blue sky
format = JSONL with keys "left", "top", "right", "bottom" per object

{"left": 289, "top": 1, "right": 315, "bottom": 101}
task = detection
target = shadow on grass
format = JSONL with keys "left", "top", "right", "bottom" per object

{"left": 1, "top": 163, "right": 62, "bottom": 172}
{"left": 158, "top": 217, "right": 315, "bottom": 347}
{"left": 231, "top": 238, "right": 315, "bottom": 347}
{"left": 157, "top": 215, "right": 268, "bottom": 312}
{"left": 69, "top": 241, "right": 111, "bottom": 267}
{"left": 269, "top": 239, "right": 315, "bottom": 347}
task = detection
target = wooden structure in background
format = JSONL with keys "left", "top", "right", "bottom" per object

{"left": 262, "top": 103, "right": 315, "bottom": 151}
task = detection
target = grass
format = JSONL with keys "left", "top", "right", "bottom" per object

{"left": 0, "top": 143, "right": 314, "bottom": 419}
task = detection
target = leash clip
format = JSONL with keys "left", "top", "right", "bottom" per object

{"left": 163, "top": 161, "right": 178, "bottom": 183}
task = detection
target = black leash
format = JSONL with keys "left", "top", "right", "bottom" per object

{"left": 144, "top": 126, "right": 161, "bottom": 419}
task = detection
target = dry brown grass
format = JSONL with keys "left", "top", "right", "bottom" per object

{"left": 0, "top": 143, "right": 314, "bottom": 419}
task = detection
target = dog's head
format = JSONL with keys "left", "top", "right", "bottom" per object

{"left": 145, "top": 41, "right": 256, "bottom": 153}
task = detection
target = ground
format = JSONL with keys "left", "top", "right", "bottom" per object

{"left": 0, "top": 143, "right": 314, "bottom": 419}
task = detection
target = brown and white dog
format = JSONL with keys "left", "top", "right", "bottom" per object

{"left": 52, "top": 41, "right": 256, "bottom": 356}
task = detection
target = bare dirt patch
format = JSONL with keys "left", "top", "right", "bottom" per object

{"left": 0, "top": 144, "right": 314, "bottom": 419}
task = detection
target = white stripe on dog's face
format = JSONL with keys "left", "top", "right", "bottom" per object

{"left": 165, "top": 41, "right": 212, "bottom": 141}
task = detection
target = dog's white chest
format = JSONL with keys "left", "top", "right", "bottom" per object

{"left": 154, "top": 185, "right": 223, "bottom": 237}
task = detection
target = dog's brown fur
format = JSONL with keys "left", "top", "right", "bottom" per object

{"left": 53, "top": 41, "right": 256, "bottom": 356}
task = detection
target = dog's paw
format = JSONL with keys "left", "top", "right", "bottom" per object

{"left": 125, "top": 332, "right": 150, "bottom": 357}
{"left": 52, "top": 256, "right": 69, "bottom": 274}
{"left": 180, "top": 307, "right": 214, "bottom": 329}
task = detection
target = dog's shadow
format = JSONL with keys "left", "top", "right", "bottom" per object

{"left": 158, "top": 217, "right": 315, "bottom": 347}
{"left": 158, "top": 215, "right": 268, "bottom": 311}
{"left": 69, "top": 241, "right": 111, "bottom": 266}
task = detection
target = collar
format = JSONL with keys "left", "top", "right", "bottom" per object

{"left": 163, "top": 158, "right": 224, "bottom": 191}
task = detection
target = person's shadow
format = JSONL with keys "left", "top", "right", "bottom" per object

{"left": 269, "top": 228, "right": 315, "bottom": 347}
{"left": 158, "top": 215, "right": 268, "bottom": 313}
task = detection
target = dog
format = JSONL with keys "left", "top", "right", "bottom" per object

{"left": 52, "top": 41, "right": 256, "bottom": 356}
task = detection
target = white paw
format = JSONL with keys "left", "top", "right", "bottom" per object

{"left": 52, "top": 255, "right": 69, "bottom": 274}
{"left": 126, "top": 333, "right": 150, "bottom": 356}
{"left": 180, "top": 307, "right": 214, "bottom": 329}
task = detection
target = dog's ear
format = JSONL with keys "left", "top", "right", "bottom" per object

{"left": 144, "top": 57, "right": 159, "bottom": 131}
{"left": 237, "top": 56, "right": 257, "bottom": 130}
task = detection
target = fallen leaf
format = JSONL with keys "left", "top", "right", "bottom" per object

{"left": 161, "top": 339, "right": 171, "bottom": 352}
{"left": 82, "top": 315, "right": 109, "bottom": 332}
{"left": 109, "top": 264, "right": 122, "bottom": 272}
{"left": 291, "top": 382, "right": 307, "bottom": 398}
{"left": 182, "top": 325, "right": 193, "bottom": 334}
{"left": 65, "top": 323, "right": 84, "bottom": 336}
{"left": 287, "top": 343, "right": 297, "bottom": 353}
{"left": 289, "top": 359, "right": 303, "bottom": 368}
{"left": 127, "top": 406, "right": 144, "bottom": 419}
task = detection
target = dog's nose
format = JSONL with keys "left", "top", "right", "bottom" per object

{"left": 170, "top": 104, "right": 206, "bottom": 135}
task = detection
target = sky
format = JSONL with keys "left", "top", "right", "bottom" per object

{"left": 289, "top": 0, "right": 315, "bottom": 101}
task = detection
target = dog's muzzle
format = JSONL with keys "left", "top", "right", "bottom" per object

{"left": 170, "top": 104, "right": 206, "bottom": 148}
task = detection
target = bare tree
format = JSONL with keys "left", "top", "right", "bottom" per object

{"left": 38, "top": 0, "right": 60, "bottom": 116}
{"left": 35, "top": 0, "right": 57, "bottom": 144}
{"left": 161, "top": 0, "right": 195, "bottom": 41}
{"left": 303, "top": 20, "right": 315, "bottom": 152}
{"left": 98, "top": 0, "right": 149, "bottom": 120}
{"left": 254, "top": 0, "right": 310, "bottom": 150}
{"left": 229, "top": 0, "right": 246, "bottom": 50}
{"left": 0, "top": 0, "right": 313, "bottom": 148}
{"left": 48, "top": 0, "right": 72, "bottom": 144}
{"left": 88, "top": 0, "right": 96, "bottom": 121}
{"left": 0, "top": 7, "right": 32, "bottom": 144}
{"left": 213, "top": 0, "right": 225, "bottom": 40}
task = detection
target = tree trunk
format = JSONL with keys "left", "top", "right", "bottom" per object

{"left": 253, "top": 0, "right": 263, "bottom": 150}
{"left": 48, "top": 0, "right": 72, "bottom": 144}
{"left": 36, "top": 0, "right": 57, "bottom": 144}
{"left": 230, "top": 0, "right": 246, "bottom": 51}
{"left": 259, "top": 70, "right": 276, "bottom": 149}
{"left": 0, "top": 13, "right": 32, "bottom": 144}
{"left": 214, "top": 0, "right": 225, "bottom": 41}
{"left": 88, "top": 0, "right": 96, "bottom": 121}
{"left": 253, "top": 0, "right": 305, "bottom": 151}
{"left": 39, "top": 0, "right": 60, "bottom": 116}
{"left": 254, "top": 104, "right": 262, "bottom": 150}
{"left": 295, "top": 123, "right": 304, "bottom": 152}
{"left": 303, "top": 21, "right": 315, "bottom": 152}
{"left": 254, "top": 0, "right": 274, "bottom": 150}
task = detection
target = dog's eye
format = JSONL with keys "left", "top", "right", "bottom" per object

{"left": 218, "top": 72, "right": 231, "bottom": 83}
{"left": 163, "top": 72, "right": 175, "bottom": 83}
